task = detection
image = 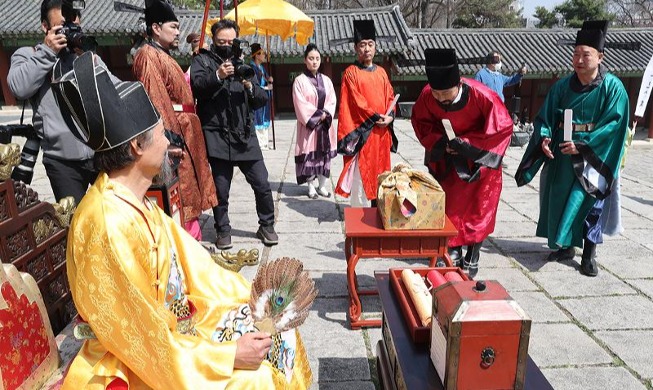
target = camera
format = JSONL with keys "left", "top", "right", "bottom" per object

{"left": 230, "top": 38, "right": 255, "bottom": 80}
{"left": 58, "top": 0, "right": 97, "bottom": 52}
{"left": 0, "top": 124, "right": 41, "bottom": 185}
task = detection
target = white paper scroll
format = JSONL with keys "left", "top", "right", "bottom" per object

{"left": 386, "top": 94, "right": 400, "bottom": 116}
{"left": 442, "top": 119, "right": 456, "bottom": 141}
{"left": 635, "top": 54, "right": 653, "bottom": 118}
{"left": 563, "top": 109, "right": 573, "bottom": 141}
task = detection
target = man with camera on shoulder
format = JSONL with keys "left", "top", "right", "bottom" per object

{"left": 7, "top": 0, "right": 119, "bottom": 205}
{"left": 190, "top": 19, "right": 278, "bottom": 250}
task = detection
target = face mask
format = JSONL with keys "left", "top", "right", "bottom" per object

{"left": 213, "top": 45, "right": 232, "bottom": 60}
{"left": 494, "top": 62, "right": 502, "bottom": 71}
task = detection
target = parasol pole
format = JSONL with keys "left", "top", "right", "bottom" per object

{"left": 220, "top": 0, "right": 223, "bottom": 18}
{"left": 199, "top": 0, "right": 211, "bottom": 50}
{"left": 234, "top": 0, "right": 238, "bottom": 25}
{"left": 267, "top": 32, "right": 276, "bottom": 150}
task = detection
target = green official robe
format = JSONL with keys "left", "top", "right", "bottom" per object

{"left": 515, "top": 69, "right": 629, "bottom": 249}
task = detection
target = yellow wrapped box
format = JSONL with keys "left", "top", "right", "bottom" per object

{"left": 377, "top": 163, "right": 445, "bottom": 230}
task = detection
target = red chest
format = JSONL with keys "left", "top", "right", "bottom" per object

{"left": 431, "top": 280, "right": 531, "bottom": 390}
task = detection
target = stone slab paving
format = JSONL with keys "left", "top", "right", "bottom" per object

{"left": 559, "top": 296, "right": 653, "bottom": 330}
{"left": 6, "top": 108, "right": 653, "bottom": 389}
{"left": 542, "top": 367, "right": 649, "bottom": 390}
{"left": 530, "top": 268, "right": 637, "bottom": 298}
{"left": 528, "top": 323, "right": 613, "bottom": 367}
{"left": 595, "top": 330, "right": 653, "bottom": 381}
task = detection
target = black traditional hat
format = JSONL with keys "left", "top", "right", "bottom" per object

{"left": 329, "top": 19, "right": 395, "bottom": 47}
{"left": 556, "top": 19, "right": 641, "bottom": 51}
{"left": 144, "top": 0, "right": 177, "bottom": 27}
{"left": 575, "top": 20, "right": 608, "bottom": 52}
{"left": 425, "top": 48, "right": 460, "bottom": 91}
{"left": 353, "top": 20, "right": 376, "bottom": 44}
{"left": 52, "top": 52, "right": 160, "bottom": 151}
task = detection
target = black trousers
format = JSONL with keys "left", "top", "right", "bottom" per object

{"left": 209, "top": 157, "right": 275, "bottom": 234}
{"left": 42, "top": 156, "right": 98, "bottom": 205}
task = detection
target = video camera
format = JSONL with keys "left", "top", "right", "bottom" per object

{"left": 58, "top": 0, "right": 98, "bottom": 52}
{"left": 0, "top": 124, "right": 41, "bottom": 185}
{"left": 229, "top": 38, "right": 255, "bottom": 80}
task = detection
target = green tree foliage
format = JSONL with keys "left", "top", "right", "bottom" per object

{"left": 554, "top": 0, "right": 614, "bottom": 27}
{"left": 452, "top": 0, "right": 523, "bottom": 28}
{"left": 534, "top": 6, "right": 559, "bottom": 28}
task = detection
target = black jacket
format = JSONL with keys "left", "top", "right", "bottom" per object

{"left": 190, "top": 48, "right": 268, "bottom": 161}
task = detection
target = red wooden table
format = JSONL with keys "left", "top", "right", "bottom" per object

{"left": 344, "top": 207, "right": 457, "bottom": 329}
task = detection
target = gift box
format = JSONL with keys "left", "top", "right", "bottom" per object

{"left": 377, "top": 163, "right": 445, "bottom": 230}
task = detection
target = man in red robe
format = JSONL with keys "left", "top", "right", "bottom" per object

{"left": 335, "top": 20, "right": 396, "bottom": 207}
{"left": 132, "top": 0, "right": 217, "bottom": 240}
{"left": 411, "top": 48, "right": 513, "bottom": 277}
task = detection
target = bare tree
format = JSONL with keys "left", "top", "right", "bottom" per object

{"left": 609, "top": 0, "right": 653, "bottom": 26}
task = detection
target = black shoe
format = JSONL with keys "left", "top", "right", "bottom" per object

{"left": 216, "top": 233, "right": 233, "bottom": 250}
{"left": 448, "top": 246, "right": 463, "bottom": 268}
{"left": 257, "top": 225, "right": 279, "bottom": 246}
{"left": 463, "top": 242, "right": 482, "bottom": 279}
{"left": 580, "top": 240, "right": 598, "bottom": 277}
{"left": 546, "top": 247, "right": 575, "bottom": 262}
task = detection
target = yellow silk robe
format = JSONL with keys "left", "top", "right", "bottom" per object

{"left": 63, "top": 173, "right": 312, "bottom": 389}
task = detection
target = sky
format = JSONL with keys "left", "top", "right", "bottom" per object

{"left": 521, "top": 0, "right": 563, "bottom": 20}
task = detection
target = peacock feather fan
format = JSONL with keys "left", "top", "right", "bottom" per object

{"left": 249, "top": 257, "right": 318, "bottom": 334}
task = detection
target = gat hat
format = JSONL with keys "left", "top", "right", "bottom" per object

{"left": 145, "top": 0, "right": 178, "bottom": 27}
{"left": 575, "top": 20, "right": 608, "bottom": 52}
{"left": 425, "top": 48, "right": 460, "bottom": 91}
{"left": 250, "top": 43, "right": 263, "bottom": 56}
{"left": 353, "top": 20, "right": 376, "bottom": 44}
{"left": 52, "top": 52, "right": 160, "bottom": 151}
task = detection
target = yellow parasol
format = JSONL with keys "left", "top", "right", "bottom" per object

{"left": 205, "top": 0, "right": 315, "bottom": 149}
{"left": 206, "top": 0, "right": 314, "bottom": 45}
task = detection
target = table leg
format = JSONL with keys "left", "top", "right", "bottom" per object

{"left": 347, "top": 253, "right": 363, "bottom": 328}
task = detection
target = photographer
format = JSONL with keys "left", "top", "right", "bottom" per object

{"left": 190, "top": 19, "right": 278, "bottom": 249}
{"left": 7, "top": 0, "right": 119, "bottom": 204}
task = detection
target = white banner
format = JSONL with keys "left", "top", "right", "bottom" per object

{"left": 635, "top": 53, "right": 653, "bottom": 118}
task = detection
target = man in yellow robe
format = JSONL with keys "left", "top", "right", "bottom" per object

{"left": 52, "top": 50, "right": 311, "bottom": 389}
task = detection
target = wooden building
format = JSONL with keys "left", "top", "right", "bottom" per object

{"left": 1, "top": 0, "right": 652, "bottom": 134}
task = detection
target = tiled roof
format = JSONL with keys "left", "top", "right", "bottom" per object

{"left": 1, "top": 1, "right": 652, "bottom": 76}
{"left": 396, "top": 28, "right": 653, "bottom": 77}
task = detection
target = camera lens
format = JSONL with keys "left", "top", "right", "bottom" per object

{"left": 11, "top": 138, "right": 41, "bottom": 185}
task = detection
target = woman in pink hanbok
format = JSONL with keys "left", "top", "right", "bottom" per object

{"left": 292, "top": 44, "right": 337, "bottom": 199}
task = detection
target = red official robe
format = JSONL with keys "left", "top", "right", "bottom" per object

{"left": 335, "top": 63, "right": 395, "bottom": 200}
{"left": 411, "top": 79, "right": 513, "bottom": 247}
{"left": 133, "top": 43, "right": 217, "bottom": 222}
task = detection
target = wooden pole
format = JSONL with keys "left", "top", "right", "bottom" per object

{"left": 220, "top": 0, "right": 224, "bottom": 18}
{"left": 267, "top": 32, "right": 276, "bottom": 150}
{"left": 199, "top": 0, "right": 211, "bottom": 49}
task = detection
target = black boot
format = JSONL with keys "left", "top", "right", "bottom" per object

{"left": 546, "top": 247, "right": 576, "bottom": 262}
{"left": 580, "top": 240, "right": 598, "bottom": 277}
{"left": 448, "top": 246, "right": 463, "bottom": 268}
{"left": 463, "top": 242, "right": 483, "bottom": 279}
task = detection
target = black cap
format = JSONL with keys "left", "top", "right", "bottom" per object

{"left": 52, "top": 52, "right": 160, "bottom": 151}
{"left": 575, "top": 20, "right": 608, "bottom": 52}
{"left": 425, "top": 48, "right": 460, "bottom": 91}
{"left": 250, "top": 43, "right": 263, "bottom": 56}
{"left": 145, "top": 0, "right": 178, "bottom": 27}
{"left": 353, "top": 20, "right": 376, "bottom": 44}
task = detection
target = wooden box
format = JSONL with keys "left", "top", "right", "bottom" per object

{"left": 389, "top": 267, "right": 469, "bottom": 343}
{"left": 431, "top": 279, "right": 532, "bottom": 389}
{"left": 146, "top": 176, "right": 184, "bottom": 225}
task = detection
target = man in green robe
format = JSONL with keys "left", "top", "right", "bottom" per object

{"left": 515, "top": 21, "right": 630, "bottom": 277}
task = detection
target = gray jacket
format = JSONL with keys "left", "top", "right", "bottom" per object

{"left": 8, "top": 44, "right": 119, "bottom": 160}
